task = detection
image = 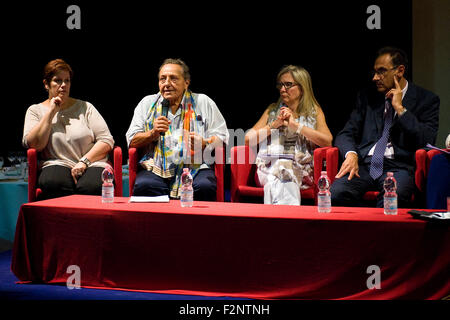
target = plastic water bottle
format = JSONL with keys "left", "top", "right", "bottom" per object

{"left": 317, "top": 171, "right": 331, "bottom": 213}
{"left": 383, "top": 172, "right": 397, "bottom": 215}
{"left": 180, "top": 168, "right": 193, "bottom": 207}
{"left": 101, "top": 165, "right": 114, "bottom": 203}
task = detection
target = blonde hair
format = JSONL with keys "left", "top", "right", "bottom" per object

{"left": 269, "top": 65, "right": 319, "bottom": 127}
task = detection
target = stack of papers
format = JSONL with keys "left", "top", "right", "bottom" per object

{"left": 408, "top": 210, "right": 450, "bottom": 221}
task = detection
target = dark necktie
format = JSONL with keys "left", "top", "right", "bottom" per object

{"left": 370, "top": 100, "right": 393, "bottom": 180}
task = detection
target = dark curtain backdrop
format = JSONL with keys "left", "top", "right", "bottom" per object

{"left": 1, "top": 0, "right": 412, "bottom": 162}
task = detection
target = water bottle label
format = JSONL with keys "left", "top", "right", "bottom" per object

{"left": 318, "top": 195, "right": 331, "bottom": 213}
{"left": 180, "top": 189, "right": 193, "bottom": 207}
{"left": 318, "top": 195, "right": 331, "bottom": 206}
{"left": 102, "top": 185, "right": 114, "bottom": 203}
{"left": 384, "top": 196, "right": 397, "bottom": 214}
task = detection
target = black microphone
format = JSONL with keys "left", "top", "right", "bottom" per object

{"left": 161, "top": 99, "right": 169, "bottom": 136}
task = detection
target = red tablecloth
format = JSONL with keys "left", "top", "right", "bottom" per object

{"left": 11, "top": 195, "right": 450, "bottom": 299}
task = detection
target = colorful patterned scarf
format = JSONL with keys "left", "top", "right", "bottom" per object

{"left": 139, "top": 90, "right": 202, "bottom": 198}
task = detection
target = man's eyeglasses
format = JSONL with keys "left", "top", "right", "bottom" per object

{"left": 371, "top": 66, "right": 398, "bottom": 78}
{"left": 276, "top": 81, "right": 298, "bottom": 90}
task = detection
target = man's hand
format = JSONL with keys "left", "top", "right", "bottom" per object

{"left": 385, "top": 76, "right": 405, "bottom": 113}
{"left": 153, "top": 116, "right": 171, "bottom": 135}
{"left": 129, "top": 117, "right": 171, "bottom": 148}
{"left": 335, "top": 152, "right": 360, "bottom": 180}
{"left": 189, "top": 132, "right": 204, "bottom": 154}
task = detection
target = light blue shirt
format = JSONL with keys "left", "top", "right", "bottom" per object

{"left": 126, "top": 92, "right": 229, "bottom": 170}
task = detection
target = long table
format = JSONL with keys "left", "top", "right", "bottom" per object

{"left": 11, "top": 195, "right": 450, "bottom": 299}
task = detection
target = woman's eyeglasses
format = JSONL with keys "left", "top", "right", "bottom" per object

{"left": 276, "top": 82, "right": 298, "bottom": 90}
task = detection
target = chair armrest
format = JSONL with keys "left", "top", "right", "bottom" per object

{"left": 427, "top": 149, "right": 444, "bottom": 168}
{"left": 311, "top": 147, "right": 338, "bottom": 204}
{"left": 214, "top": 146, "right": 225, "bottom": 202}
{"left": 415, "top": 148, "right": 445, "bottom": 195}
{"left": 313, "top": 147, "right": 339, "bottom": 185}
{"left": 27, "top": 148, "right": 38, "bottom": 202}
{"left": 128, "top": 147, "right": 139, "bottom": 196}
{"left": 312, "top": 147, "right": 331, "bottom": 203}
{"left": 326, "top": 147, "right": 339, "bottom": 184}
{"left": 230, "top": 145, "right": 256, "bottom": 202}
{"left": 313, "top": 147, "right": 328, "bottom": 187}
{"left": 113, "top": 146, "right": 123, "bottom": 197}
{"left": 415, "top": 149, "right": 428, "bottom": 193}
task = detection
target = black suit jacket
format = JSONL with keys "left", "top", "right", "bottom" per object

{"left": 335, "top": 82, "right": 440, "bottom": 169}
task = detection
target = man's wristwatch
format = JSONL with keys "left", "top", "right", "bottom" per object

{"left": 398, "top": 107, "right": 407, "bottom": 117}
{"left": 79, "top": 156, "right": 91, "bottom": 167}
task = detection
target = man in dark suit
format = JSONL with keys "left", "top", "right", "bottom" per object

{"left": 331, "top": 47, "right": 440, "bottom": 207}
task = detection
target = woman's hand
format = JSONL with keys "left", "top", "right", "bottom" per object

{"left": 71, "top": 161, "right": 87, "bottom": 184}
{"left": 270, "top": 116, "right": 287, "bottom": 129}
{"left": 279, "top": 106, "right": 293, "bottom": 119}
{"left": 49, "top": 96, "right": 63, "bottom": 113}
{"left": 279, "top": 107, "right": 299, "bottom": 133}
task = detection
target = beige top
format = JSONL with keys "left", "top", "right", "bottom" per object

{"left": 22, "top": 99, "right": 114, "bottom": 169}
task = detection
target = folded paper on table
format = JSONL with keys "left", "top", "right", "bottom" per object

{"left": 426, "top": 143, "right": 450, "bottom": 154}
{"left": 259, "top": 153, "right": 295, "bottom": 160}
{"left": 129, "top": 195, "right": 170, "bottom": 203}
{"left": 408, "top": 210, "right": 450, "bottom": 221}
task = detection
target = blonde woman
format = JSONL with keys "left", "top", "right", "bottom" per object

{"left": 245, "top": 65, "right": 332, "bottom": 203}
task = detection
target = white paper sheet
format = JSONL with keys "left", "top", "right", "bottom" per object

{"left": 128, "top": 195, "right": 170, "bottom": 203}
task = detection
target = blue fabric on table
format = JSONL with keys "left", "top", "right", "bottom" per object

{"left": 122, "top": 176, "right": 129, "bottom": 197}
{"left": 0, "top": 180, "right": 28, "bottom": 241}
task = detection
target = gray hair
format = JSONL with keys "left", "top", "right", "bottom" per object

{"left": 159, "top": 58, "right": 191, "bottom": 81}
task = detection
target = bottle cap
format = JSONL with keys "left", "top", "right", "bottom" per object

{"left": 101, "top": 166, "right": 114, "bottom": 183}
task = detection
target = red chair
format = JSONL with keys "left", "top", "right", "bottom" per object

{"left": 425, "top": 149, "right": 447, "bottom": 168}
{"left": 128, "top": 145, "right": 225, "bottom": 201}
{"left": 325, "top": 147, "right": 432, "bottom": 207}
{"left": 424, "top": 148, "right": 450, "bottom": 208}
{"left": 230, "top": 145, "right": 333, "bottom": 204}
{"left": 27, "top": 146, "right": 123, "bottom": 202}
